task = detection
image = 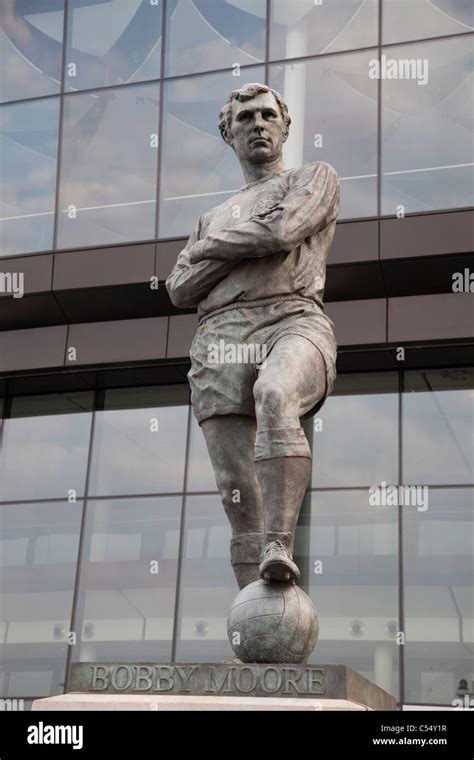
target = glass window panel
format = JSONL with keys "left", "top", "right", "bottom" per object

{"left": 382, "top": 36, "right": 474, "bottom": 214}
{"left": 383, "top": 0, "right": 474, "bottom": 45}
{"left": 0, "top": 392, "right": 93, "bottom": 502}
{"left": 186, "top": 415, "right": 218, "bottom": 492}
{"left": 0, "top": 98, "right": 59, "bottom": 256}
{"left": 403, "top": 368, "right": 474, "bottom": 485}
{"left": 269, "top": 51, "right": 378, "bottom": 219}
{"left": 175, "top": 494, "right": 235, "bottom": 662}
{"left": 298, "top": 490, "right": 399, "bottom": 699}
{"left": 0, "top": 501, "right": 82, "bottom": 698}
{"left": 309, "top": 373, "right": 399, "bottom": 488}
{"left": 159, "top": 65, "right": 264, "bottom": 238}
{"left": 404, "top": 488, "right": 474, "bottom": 705}
{"left": 165, "top": 0, "right": 266, "bottom": 77}
{"left": 0, "top": 0, "right": 64, "bottom": 104}
{"left": 270, "top": 0, "right": 378, "bottom": 60}
{"left": 65, "top": 0, "right": 162, "bottom": 92}
{"left": 88, "top": 385, "right": 189, "bottom": 496}
{"left": 57, "top": 82, "right": 159, "bottom": 249}
{"left": 72, "top": 496, "right": 181, "bottom": 664}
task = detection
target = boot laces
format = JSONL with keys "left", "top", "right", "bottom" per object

{"left": 262, "top": 539, "right": 288, "bottom": 559}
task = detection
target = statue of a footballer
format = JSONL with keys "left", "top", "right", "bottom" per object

{"left": 166, "top": 83, "right": 340, "bottom": 592}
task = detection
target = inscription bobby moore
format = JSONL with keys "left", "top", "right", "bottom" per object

{"left": 82, "top": 664, "right": 326, "bottom": 697}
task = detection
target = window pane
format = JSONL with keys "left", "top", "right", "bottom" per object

{"left": 88, "top": 386, "right": 189, "bottom": 496}
{"left": 0, "top": 0, "right": 64, "bottom": 104}
{"left": 0, "top": 98, "right": 59, "bottom": 256}
{"left": 0, "top": 501, "right": 82, "bottom": 698}
{"left": 299, "top": 490, "right": 399, "bottom": 699}
{"left": 383, "top": 0, "right": 474, "bottom": 45}
{"left": 310, "top": 373, "right": 399, "bottom": 488}
{"left": 165, "top": 0, "right": 266, "bottom": 77}
{"left": 57, "top": 83, "right": 159, "bottom": 249}
{"left": 382, "top": 37, "right": 474, "bottom": 214}
{"left": 404, "top": 488, "right": 474, "bottom": 705}
{"left": 403, "top": 368, "right": 474, "bottom": 485}
{"left": 65, "top": 0, "right": 162, "bottom": 92}
{"left": 270, "top": 0, "right": 378, "bottom": 60}
{"left": 72, "top": 496, "right": 181, "bottom": 664}
{"left": 269, "top": 51, "right": 378, "bottom": 219}
{"left": 175, "top": 494, "right": 235, "bottom": 662}
{"left": 0, "top": 392, "right": 93, "bottom": 502}
{"left": 159, "top": 66, "right": 264, "bottom": 238}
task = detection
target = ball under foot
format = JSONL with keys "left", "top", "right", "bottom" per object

{"left": 227, "top": 579, "right": 318, "bottom": 664}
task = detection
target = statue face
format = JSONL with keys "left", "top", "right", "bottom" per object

{"left": 228, "top": 91, "right": 286, "bottom": 164}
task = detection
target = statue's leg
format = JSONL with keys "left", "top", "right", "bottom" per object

{"left": 253, "top": 335, "right": 327, "bottom": 581}
{"left": 200, "top": 415, "right": 264, "bottom": 590}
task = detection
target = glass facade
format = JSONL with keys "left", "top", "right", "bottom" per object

{"left": 65, "top": 0, "right": 163, "bottom": 91}
{"left": 0, "top": 98, "right": 60, "bottom": 255}
{"left": 165, "top": 0, "right": 266, "bottom": 76}
{"left": 0, "top": 369, "right": 472, "bottom": 705}
{"left": 57, "top": 83, "right": 160, "bottom": 249}
{"left": 1, "top": 0, "right": 473, "bottom": 254}
{"left": 381, "top": 35, "right": 474, "bottom": 214}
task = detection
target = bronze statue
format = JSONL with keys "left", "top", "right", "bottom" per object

{"left": 167, "top": 83, "right": 340, "bottom": 590}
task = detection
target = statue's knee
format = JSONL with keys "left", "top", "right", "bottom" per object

{"left": 253, "top": 380, "right": 288, "bottom": 422}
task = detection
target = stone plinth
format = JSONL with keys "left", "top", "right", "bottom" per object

{"left": 32, "top": 693, "right": 368, "bottom": 711}
{"left": 31, "top": 663, "right": 396, "bottom": 711}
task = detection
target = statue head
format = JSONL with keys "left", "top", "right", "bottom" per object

{"left": 218, "top": 83, "right": 291, "bottom": 165}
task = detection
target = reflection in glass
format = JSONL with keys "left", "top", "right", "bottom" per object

{"left": 310, "top": 373, "right": 399, "bottom": 487}
{"left": 382, "top": 37, "right": 474, "bottom": 214}
{"left": 0, "top": 501, "right": 82, "bottom": 698}
{"left": 0, "top": 392, "right": 93, "bottom": 502}
{"left": 0, "top": 0, "right": 65, "bottom": 103}
{"left": 270, "top": 0, "right": 378, "bottom": 60}
{"left": 57, "top": 83, "right": 159, "bottom": 249}
{"left": 0, "top": 98, "right": 59, "bottom": 256}
{"left": 403, "top": 368, "right": 474, "bottom": 485}
{"left": 72, "top": 496, "right": 181, "bottom": 664}
{"left": 383, "top": 0, "right": 473, "bottom": 45}
{"left": 298, "top": 490, "right": 399, "bottom": 698}
{"left": 65, "top": 0, "right": 162, "bottom": 91}
{"left": 159, "top": 66, "right": 264, "bottom": 238}
{"left": 165, "top": 0, "right": 265, "bottom": 77}
{"left": 175, "top": 494, "right": 235, "bottom": 661}
{"left": 404, "top": 488, "right": 474, "bottom": 705}
{"left": 88, "top": 386, "right": 189, "bottom": 496}
{"left": 269, "top": 52, "right": 378, "bottom": 219}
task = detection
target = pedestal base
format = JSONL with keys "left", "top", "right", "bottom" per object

{"left": 32, "top": 693, "right": 369, "bottom": 711}
{"left": 32, "top": 662, "right": 396, "bottom": 711}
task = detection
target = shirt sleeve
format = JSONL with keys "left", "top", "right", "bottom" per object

{"left": 165, "top": 216, "right": 237, "bottom": 308}
{"left": 189, "top": 162, "right": 340, "bottom": 264}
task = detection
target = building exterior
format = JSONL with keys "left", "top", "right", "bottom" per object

{"left": 0, "top": 0, "right": 473, "bottom": 709}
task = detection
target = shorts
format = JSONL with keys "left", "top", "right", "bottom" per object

{"left": 188, "top": 298, "right": 337, "bottom": 425}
